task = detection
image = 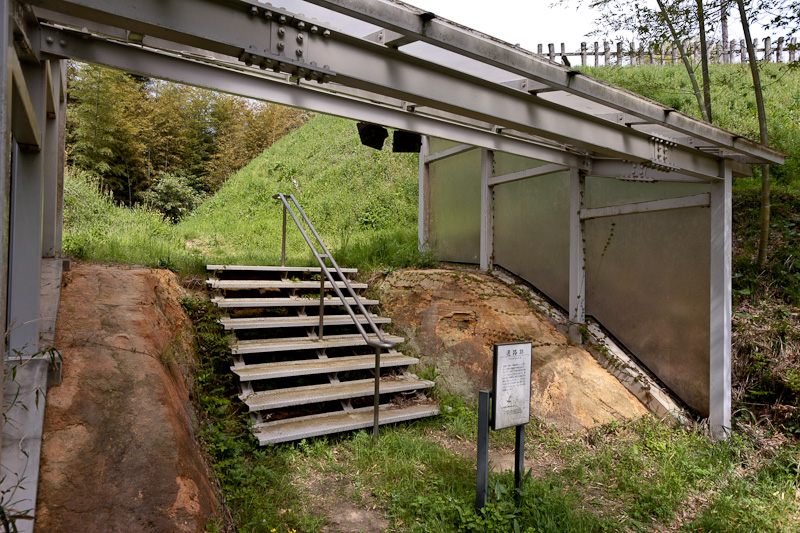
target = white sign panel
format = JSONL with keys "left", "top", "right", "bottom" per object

{"left": 492, "top": 342, "right": 532, "bottom": 430}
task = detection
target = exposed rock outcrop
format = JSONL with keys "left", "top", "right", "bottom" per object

{"left": 378, "top": 269, "right": 648, "bottom": 431}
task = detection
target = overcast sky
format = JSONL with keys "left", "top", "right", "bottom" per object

{"left": 410, "top": 0, "right": 608, "bottom": 50}
{"left": 408, "top": 0, "right": 777, "bottom": 50}
{"left": 267, "top": 0, "right": 777, "bottom": 54}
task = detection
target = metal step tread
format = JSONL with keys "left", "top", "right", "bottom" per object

{"left": 207, "top": 265, "right": 358, "bottom": 274}
{"left": 254, "top": 403, "right": 440, "bottom": 444}
{"left": 207, "top": 279, "right": 368, "bottom": 290}
{"left": 233, "top": 353, "right": 419, "bottom": 381}
{"left": 220, "top": 314, "right": 390, "bottom": 330}
{"left": 241, "top": 376, "right": 434, "bottom": 410}
{"left": 233, "top": 333, "right": 404, "bottom": 354}
{"left": 212, "top": 296, "right": 379, "bottom": 308}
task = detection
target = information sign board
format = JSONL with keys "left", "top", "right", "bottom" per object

{"left": 492, "top": 342, "right": 532, "bottom": 430}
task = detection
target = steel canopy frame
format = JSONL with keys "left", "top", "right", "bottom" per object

{"left": 38, "top": 26, "right": 589, "bottom": 169}
{"left": 303, "top": 0, "right": 784, "bottom": 166}
{"left": 24, "top": 0, "right": 783, "bottom": 181}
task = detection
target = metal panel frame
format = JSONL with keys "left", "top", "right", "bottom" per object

{"left": 418, "top": 135, "right": 429, "bottom": 250}
{"left": 710, "top": 163, "right": 732, "bottom": 438}
{"left": 569, "top": 168, "right": 586, "bottom": 334}
{"left": 41, "top": 60, "right": 60, "bottom": 257}
{"left": 580, "top": 193, "right": 710, "bottom": 220}
{"left": 479, "top": 148, "right": 493, "bottom": 270}
{"left": 7, "top": 61, "right": 46, "bottom": 358}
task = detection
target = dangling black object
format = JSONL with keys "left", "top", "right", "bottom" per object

{"left": 356, "top": 122, "right": 388, "bottom": 150}
{"left": 392, "top": 130, "right": 422, "bottom": 153}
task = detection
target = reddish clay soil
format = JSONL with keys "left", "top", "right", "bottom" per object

{"left": 36, "top": 263, "right": 219, "bottom": 532}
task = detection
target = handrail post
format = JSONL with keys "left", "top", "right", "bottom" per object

{"left": 374, "top": 344, "right": 381, "bottom": 440}
{"left": 281, "top": 202, "right": 287, "bottom": 267}
{"left": 318, "top": 270, "right": 325, "bottom": 340}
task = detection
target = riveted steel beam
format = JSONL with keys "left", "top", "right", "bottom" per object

{"left": 39, "top": 27, "right": 587, "bottom": 168}
{"left": 9, "top": 49, "right": 40, "bottom": 149}
{"left": 29, "top": 0, "right": 724, "bottom": 179}
{"left": 304, "top": 0, "right": 784, "bottom": 166}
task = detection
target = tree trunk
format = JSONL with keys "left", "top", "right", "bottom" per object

{"left": 736, "top": 0, "right": 771, "bottom": 269}
{"left": 697, "top": 0, "right": 713, "bottom": 122}
{"left": 656, "top": 0, "right": 709, "bottom": 121}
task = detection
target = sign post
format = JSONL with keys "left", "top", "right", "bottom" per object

{"left": 476, "top": 342, "right": 532, "bottom": 511}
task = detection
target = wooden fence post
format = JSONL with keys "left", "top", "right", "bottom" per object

{"left": 604, "top": 41, "right": 610, "bottom": 65}
{"left": 764, "top": 37, "right": 772, "bottom": 62}
{"left": 581, "top": 42, "right": 587, "bottom": 66}
{"left": 548, "top": 42, "right": 555, "bottom": 61}
{"left": 616, "top": 41, "right": 623, "bottom": 65}
{"left": 594, "top": 42, "right": 599, "bottom": 67}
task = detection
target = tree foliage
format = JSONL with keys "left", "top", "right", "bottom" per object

{"left": 67, "top": 62, "right": 308, "bottom": 207}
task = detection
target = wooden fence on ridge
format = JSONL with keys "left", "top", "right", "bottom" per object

{"left": 538, "top": 36, "right": 798, "bottom": 67}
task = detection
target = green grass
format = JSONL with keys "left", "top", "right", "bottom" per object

{"left": 582, "top": 63, "right": 800, "bottom": 185}
{"left": 63, "top": 114, "right": 433, "bottom": 274}
{"left": 182, "top": 299, "right": 800, "bottom": 533}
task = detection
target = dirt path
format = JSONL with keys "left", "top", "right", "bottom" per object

{"left": 35, "top": 263, "right": 218, "bottom": 532}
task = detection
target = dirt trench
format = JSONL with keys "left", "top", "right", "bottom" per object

{"left": 36, "top": 263, "right": 218, "bottom": 532}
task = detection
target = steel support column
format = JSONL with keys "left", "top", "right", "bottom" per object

{"left": 53, "top": 62, "right": 66, "bottom": 252}
{"left": 1, "top": 0, "right": 11, "bottom": 343}
{"left": 418, "top": 135, "right": 430, "bottom": 251}
{"left": 568, "top": 168, "right": 586, "bottom": 340}
{"left": 709, "top": 162, "right": 732, "bottom": 439}
{"left": 479, "top": 148, "right": 493, "bottom": 271}
{"left": 0, "top": 0, "right": 12, "bottom": 457}
{"left": 41, "top": 60, "right": 59, "bottom": 257}
{"left": 8, "top": 62, "right": 46, "bottom": 358}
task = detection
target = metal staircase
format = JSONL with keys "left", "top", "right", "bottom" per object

{"left": 207, "top": 195, "right": 438, "bottom": 444}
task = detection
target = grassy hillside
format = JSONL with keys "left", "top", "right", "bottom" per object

{"left": 583, "top": 63, "right": 800, "bottom": 185}
{"left": 64, "top": 114, "right": 432, "bottom": 273}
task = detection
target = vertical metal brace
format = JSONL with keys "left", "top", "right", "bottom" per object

{"left": 709, "top": 161, "right": 732, "bottom": 440}
{"left": 281, "top": 202, "right": 287, "bottom": 267}
{"left": 479, "top": 148, "right": 494, "bottom": 271}
{"left": 418, "top": 136, "right": 430, "bottom": 251}
{"left": 568, "top": 168, "right": 586, "bottom": 341}
{"left": 318, "top": 269, "right": 325, "bottom": 340}
{"left": 515, "top": 425, "right": 525, "bottom": 496}
{"left": 476, "top": 390, "right": 490, "bottom": 511}
{"left": 373, "top": 345, "right": 381, "bottom": 440}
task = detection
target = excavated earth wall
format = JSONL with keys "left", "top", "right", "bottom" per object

{"left": 36, "top": 263, "right": 218, "bottom": 532}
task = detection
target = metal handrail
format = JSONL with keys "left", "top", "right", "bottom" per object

{"left": 273, "top": 193, "right": 395, "bottom": 349}
{"left": 273, "top": 193, "right": 393, "bottom": 439}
